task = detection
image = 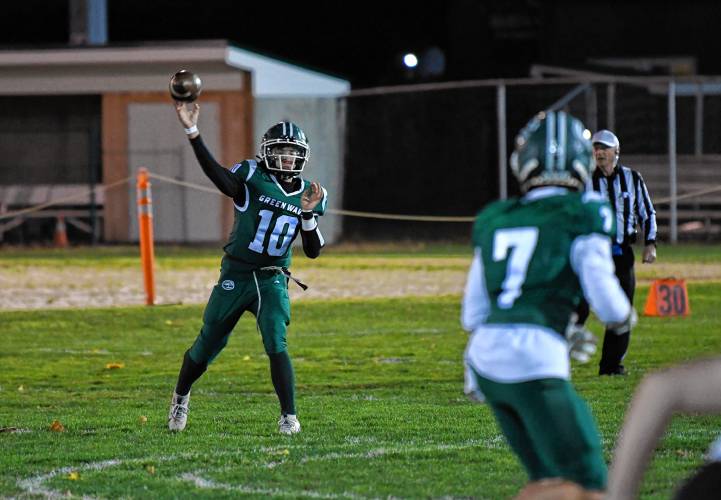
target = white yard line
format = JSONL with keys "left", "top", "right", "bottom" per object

{"left": 16, "top": 438, "right": 505, "bottom": 499}
{"left": 17, "top": 459, "right": 121, "bottom": 499}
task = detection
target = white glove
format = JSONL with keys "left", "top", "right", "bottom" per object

{"left": 707, "top": 435, "right": 721, "bottom": 462}
{"left": 565, "top": 324, "right": 598, "bottom": 363}
{"left": 463, "top": 363, "right": 486, "bottom": 404}
{"left": 607, "top": 308, "right": 638, "bottom": 335}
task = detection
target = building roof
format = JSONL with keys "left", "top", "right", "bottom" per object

{"left": 0, "top": 39, "right": 350, "bottom": 97}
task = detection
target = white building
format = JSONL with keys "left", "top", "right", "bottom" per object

{"left": 0, "top": 39, "right": 349, "bottom": 243}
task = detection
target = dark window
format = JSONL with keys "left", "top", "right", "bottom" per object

{"left": 0, "top": 95, "right": 101, "bottom": 185}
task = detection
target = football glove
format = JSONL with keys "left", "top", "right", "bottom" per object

{"left": 463, "top": 363, "right": 486, "bottom": 404}
{"left": 607, "top": 308, "right": 638, "bottom": 335}
{"left": 565, "top": 324, "right": 598, "bottom": 363}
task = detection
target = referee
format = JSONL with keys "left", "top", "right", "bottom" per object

{"left": 578, "top": 129, "right": 657, "bottom": 376}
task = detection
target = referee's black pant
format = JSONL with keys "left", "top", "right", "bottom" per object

{"left": 576, "top": 245, "right": 635, "bottom": 375}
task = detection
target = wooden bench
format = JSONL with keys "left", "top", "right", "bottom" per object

{"left": 623, "top": 155, "right": 721, "bottom": 239}
{"left": 0, "top": 184, "right": 105, "bottom": 241}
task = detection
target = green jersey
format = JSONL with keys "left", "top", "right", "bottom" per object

{"left": 223, "top": 160, "right": 327, "bottom": 270}
{"left": 471, "top": 189, "right": 614, "bottom": 335}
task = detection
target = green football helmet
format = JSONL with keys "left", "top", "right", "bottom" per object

{"left": 260, "top": 121, "right": 310, "bottom": 178}
{"left": 509, "top": 111, "right": 593, "bottom": 193}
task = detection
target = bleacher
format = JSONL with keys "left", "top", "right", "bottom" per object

{"left": 0, "top": 184, "right": 105, "bottom": 241}
{"left": 625, "top": 155, "right": 721, "bottom": 240}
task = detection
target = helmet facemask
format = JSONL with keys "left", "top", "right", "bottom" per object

{"left": 262, "top": 141, "right": 308, "bottom": 179}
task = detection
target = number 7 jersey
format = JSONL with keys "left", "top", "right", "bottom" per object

{"left": 471, "top": 189, "right": 614, "bottom": 335}
{"left": 222, "top": 160, "right": 327, "bottom": 270}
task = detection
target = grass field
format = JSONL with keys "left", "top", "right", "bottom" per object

{"left": 2, "top": 245, "right": 721, "bottom": 498}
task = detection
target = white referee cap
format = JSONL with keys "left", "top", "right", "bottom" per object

{"left": 591, "top": 129, "right": 620, "bottom": 149}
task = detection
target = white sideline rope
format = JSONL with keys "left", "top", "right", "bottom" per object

{"left": 4, "top": 169, "right": 721, "bottom": 224}
{"left": 325, "top": 208, "right": 474, "bottom": 222}
{"left": 147, "top": 172, "right": 220, "bottom": 195}
{"left": 655, "top": 185, "right": 721, "bottom": 205}
{"left": 148, "top": 172, "right": 476, "bottom": 222}
{"left": 0, "top": 177, "right": 131, "bottom": 221}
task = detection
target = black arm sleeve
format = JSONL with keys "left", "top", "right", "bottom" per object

{"left": 300, "top": 212, "right": 324, "bottom": 259}
{"left": 189, "top": 135, "right": 243, "bottom": 199}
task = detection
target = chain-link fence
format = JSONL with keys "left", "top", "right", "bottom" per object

{"left": 4, "top": 77, "right": 721, "bottom": 245}
{"left": 341, "top": 75, "right": 721, "bottom": 242}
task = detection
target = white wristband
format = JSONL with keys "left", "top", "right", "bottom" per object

{"left": 184, "top": 125, "right": 198, "bottom": 135}
{"left": 301, "top": 217, "right": 318, "bottom": 231}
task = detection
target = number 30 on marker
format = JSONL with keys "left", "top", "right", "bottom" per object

{"left": 644, "top": 279, "right": 690, "bottom": 317}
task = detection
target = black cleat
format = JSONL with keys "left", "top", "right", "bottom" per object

{"left": 599, "top": 365, "right": 626, "bottom": 376}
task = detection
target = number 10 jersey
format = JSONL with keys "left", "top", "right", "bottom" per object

{"left": 223, "top": 159, "right": 327, "bottom": 271}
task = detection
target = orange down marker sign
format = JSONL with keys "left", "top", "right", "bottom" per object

{"left": 644, "top": 279, "right": 690, "bottom": 317}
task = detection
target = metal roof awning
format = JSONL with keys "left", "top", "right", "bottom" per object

{"left": 0, "top": 39, "right": 350, "bottom": 97}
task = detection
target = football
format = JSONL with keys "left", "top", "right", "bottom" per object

{"left": 169, "top": 70, "right": 202, "bottom": 102}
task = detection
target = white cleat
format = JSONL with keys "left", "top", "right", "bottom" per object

{"left": 278, "top": 414, "right": 301, "bottom": 435}
{"left": 168, "top": 391, "right": 190, "bottom": 431}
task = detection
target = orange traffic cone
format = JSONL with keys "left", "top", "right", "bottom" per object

{"left": 54, "top": 216, "right": 69, "bottom": 248}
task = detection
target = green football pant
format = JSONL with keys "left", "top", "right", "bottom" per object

{"left": 472, "top": 371, "right": 607, "bottom": 490}
{"left": 189, "top": 267, "right": 291, "bottom": 364}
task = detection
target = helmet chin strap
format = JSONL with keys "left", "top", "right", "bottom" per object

{"left": 278, "top": 171, "right": 296, "bottom": 182}
{"left": 273, "top": 154, "right": 304, "bottom": 180}
{"left": 273, "top": 160, "right": 299, "bottom": 183}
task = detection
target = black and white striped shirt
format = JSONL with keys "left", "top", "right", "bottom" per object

{"left": 591, "top": 165, "right": 657, "bottom": 246}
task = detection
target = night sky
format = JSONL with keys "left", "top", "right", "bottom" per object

{"left": 2, "top": 0, "right": 721, "bottom": 87}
